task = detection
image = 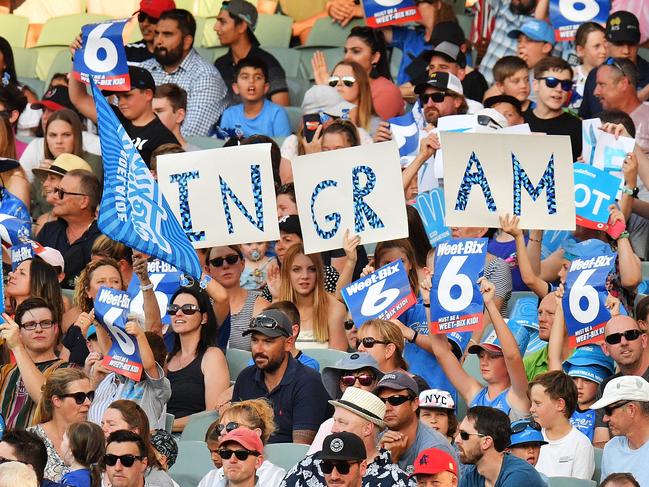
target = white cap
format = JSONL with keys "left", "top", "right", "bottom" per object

{"left": 590, "top": 375, "right": 649, "bottom": 410}
{"left": 418, "top": 389, "right": 455, "bottom": 410}
{"left": 38, "top": 246, "right": 65, "bottom": 272}
{"left": 301, "top": 85, "right": 356, "bottom": 116}
{"left": 476, "top": 108, "right": 509, "bottom": 128}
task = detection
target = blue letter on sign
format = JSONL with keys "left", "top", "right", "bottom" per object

{"left": 454, "top": 152, "right": 496, "bottom": 212}
{"left": 512, "top": 153, "right": 556, "bottom": 216}
{"left": 169, "top": 171, "right": 205, "bottom": 242}
{"left": 352, "top": 165, "right": 384, "bottom": 233}
{"left": 311, "top": 180, "right": 341, "bottom": 239}
{"left": 219, "top": 165, "right": 264, "bottom": 234}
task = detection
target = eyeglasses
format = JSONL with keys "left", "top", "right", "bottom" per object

{"left": 604, "top": 329, "right": 643, "bottom": 345}
{"left": 344, "top": 320, "right": 354, "bottom": 331}
{"left": 54, "top": 188, "right": 88, "bottom": 200}
{"left": 137, "top": 11, "right": 158, "bottom": 23}
{"left": 248, "top": 315, "right": 290, "bottom": 336}
{"left": 20, "top": 319, "right": 55, "bottom": 330}
{"left": 340, "top": 373, "right": 376, "bottom": 387}
{"left": 216, "top": 421, "right": 243, "bottom": 436}
{"left": 604, "top": 400, "right": 631, "bottom": 417}
{"left": 536, "top": 76, "right": 572, "bottom": 92}
{"left": 104, "top": 454, "right": 144, "bottom": 467}
{"left": 359, "top": 337, "right": 388, "bottom": 348}
{"left": 328, "top": 75, "right": 356, "bottom": 88}
{"left": 605, "top": 57, "right": 626, "bottom": 76}
{"left": 321, "top": 461, "right": 359, "bottom": 475}
{"left": 209, "top": 254, "right": 240, "bottom": 267}
{"left": 167, "top": 303, "right": 201, "bottom": 316}
{"left": 218, "top": 449, "right": 260, "bottom": 461}
{"left": 510, "top": 420, "right": 542, "bottom": 434}
{"left": 477, "top": 114, "right": 503, "bottom": 130}
{"left": 379, "top": 394, "right": 413, "bottom": 406}
{"left": 459, "top": 430, "right": 486, "bottom": 441}
{"left": 419, "top": 91, "right": 449, "bottom": 105}
{"left": 58, "top": 390, "right": 95, "bottom": 405}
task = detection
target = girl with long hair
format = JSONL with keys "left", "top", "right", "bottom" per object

{"left": 61, "top": 421, "right": 105, "bottom": 487}
{"left": 325, "top": 60, "right": 376, "bottom": 132}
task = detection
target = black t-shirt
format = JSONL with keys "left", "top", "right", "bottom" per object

{"left": 524, "top": 109, "right": 582, "bottom": 161}
{"left": 214, "top": 46, "right": 289, "bottom": 106}
{"left": 111, "top": 105, "right": 178, "bottom": 166}
{"left": 125, "top": 40, "right": 153, "bottom": 64}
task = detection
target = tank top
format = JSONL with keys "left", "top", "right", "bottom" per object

{"left": 228, "top": 291, "right": 260, "bottom": 351}
{"left": 167, "top": 353, "right": 205, "bottom": 419}
{"left": 470, "top": 387, "right": 511, "bottom": 415}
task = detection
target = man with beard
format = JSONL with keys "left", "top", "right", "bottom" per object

{"left": 457, "top": 406, "right": 546, "bottom": 487}
{"left": 141, "top": 8, "right": 228, "bottom": 137}
{"left": 414, "top": 72, "right": 467, "bottom": 128}
{"left": 231, "top": 309, "right": 332, "bottom": 445}
{"left": 125, "top": 0, "right": 176, "bottom": 64}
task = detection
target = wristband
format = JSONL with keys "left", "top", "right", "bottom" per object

{"left": 622, "top": 186, "right": 639, "bottom": 198}
{"left": 528, "top": 237, "right": 541, "bottom": 243}
{"left": 617, "top": 230, "right": 630, "bottom": 240}
{"left": 140, "top": 283, "right": 154, "bottom": 291}
{"left": 200, "top": 274, "right": 212, "bottom": 290}
{"left": 423, "top": 302, "right": 430, "bottom": 308}
{"left": 408, "top": 330, "right": 418, "bottom": 343}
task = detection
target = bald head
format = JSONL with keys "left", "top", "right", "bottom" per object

{"left": 538, "top": 293, "right": 557, "bottom": 342}
{"left": 606, "top": 315, "right": 640, "bottom": 332}
{"left": 603, "top": 315, "right": 647, "bottom": 372}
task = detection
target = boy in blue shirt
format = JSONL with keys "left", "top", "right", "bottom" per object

{"left": 219, "top": 57, "right": 291, "bottom": 138}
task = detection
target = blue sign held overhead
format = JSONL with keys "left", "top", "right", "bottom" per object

{"left": 573, "top": 163, "right": 621, "bottom": 230}
{"left": 362, "top": 0, "right": 422, "bottom": 28}
{"left": 549, "top": 0, "right": 610, "bottom": 41}
{"left": 389, "top": 112, "right": 419, "bottom": 157}
{"left": 410, "top": 189, "right": 451, "bottom": 247}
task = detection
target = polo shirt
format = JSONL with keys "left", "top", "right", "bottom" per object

{"left": 460, "top": 453, "right": 547, "bottom": 487}
{"left": 231, "top": 354, "right": 332, "bottom": 443}
{"left": 523, "top": 345, "right": 549, "bottom": 381}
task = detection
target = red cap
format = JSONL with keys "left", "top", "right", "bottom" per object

{"left": 139, "top": 0, "right": 176, "bottom": 19}
{"left": 411, "top": 448, "right": 458, "bottom": 477}
{"left": 219, "top": 428, "right": 263, "bottom": 455}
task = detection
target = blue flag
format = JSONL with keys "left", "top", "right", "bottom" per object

{"left": 0, "top": 214, "right": 31, "bottom": 246}
{"left": 91, "top": 79, "right": 202, "bottom": 279}
{"left": 389, "top": 112, "right": 419, "bottom": 157}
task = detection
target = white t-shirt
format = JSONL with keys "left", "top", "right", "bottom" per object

{"left": 197, "top": 460, "right": 286, "bottom": 487}
{"left": 600, "top": 434, "right": 649, "bottom": 485}
{"left": 535, "top": 425, "right": 594, "bottom": 480}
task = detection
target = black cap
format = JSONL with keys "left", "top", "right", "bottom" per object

{"left": 222, "top": 0, "right": 260, "bottom": 46}
{"left": 242, "top": 309, "right": 293, "bottom": 338}
{"left": 430, "top": 21, "right": 466, "bottom": 47}
{"left": 484, "top": 94, "right": 523, "bottom": 115}
{"left": 421, "top": 41, "right": 466, "bottom": 68}
{"left": 31, "top": 86, "right": 73, "bottom": 111}
{"left": 278, "top": 214, "right": 302, "bottom": 238}
{"left": 606, "top": 11, "right": 640, "bottom": 45}
{"left": 414, "top": 71, "right": 464, "bottom": 96}
{"left": 0, "top": 158, "right": 20, "bottom": 172}
{"left": 104, "top": 66, "right": 156, "bottom": 94}
{"left": 318, "top": 432, "right": 366, "bottom": 462}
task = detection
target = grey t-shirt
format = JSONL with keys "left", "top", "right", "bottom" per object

{"left": 391, "top": 422, "right": 459, "bottom": 475}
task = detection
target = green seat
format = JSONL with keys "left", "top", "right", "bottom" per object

{"left": 19, "top": 78, "right": 45, "bottom": 99}
{"left": 255, "top": 14, "right": 293, "bottom": 47}
{"left": 44, "top": 49, "right": 73, "bottom": 88}
{"left": 462, "top": 351, "right": 485, "bottom": 385}
{"left": 285, "top": 105, "right": 303, "bottom": 135}
{"left": 303, "top": 349, "right": 349, "bottom": 371}
{"left": 303, "top": 17, "right": 364, "bottom": 47}
{"left": 176, "top": 0, "right": 201, "bottom": 15}
{"left": 35, "top": 14, "right": 112, "bottom": 47}
{"left": 226, "top": 348, "right": 252, "bottom": 382}
{"left": 548, "top": 477, "right": 596, "bottom": 487}
{"left": 455, "top": 13, "right": 473, "bottom": 41}
{"left": 263, "top": 443, "right": 309, "bottom": 471}
{"left": 13, "top": 47, "right": 39, "bottom": 79}
{"left": 197, "top": 0, "right": 224, "bottom": 17}
{"left": 33, "top": 46, "right": 68, "bottom": 80}
{"left": 642, "top": 261, "right": 649, "bottom": 280}
{"left": 298, "top": 47, "right": 343, "bottom": 80}
{"left": 185, "top": 136, "right": 226, "bottom": 149}
{"left": 200, "top": 16, "right": 220, "bottom": 48}
{"left": 286, "top": 77, "right": 309, "bottom": 107}
{"left": 194, "top": 16, "right": 207, "bottom": 48}
{"left": 592, "top": 447, "right": 602, "bottom": 482}
{"left": 271, "top": 136, "right": 286, "bottom": 148}
{"left": 180, "top": 410, "right": 219, "bottom": 442}
{"left": 390, "top": 47, "right": 402, "bottom": 81}
{"left": 164, "top": 413, "right": 175, "bottom": 434}
{"left": 0, "top": 14, "right": 29, "bottom": 47}
{"left": 168, "top": 440, "right": 215, "bottom": 487}
{"left": 265, "top": 47, "right": 301, "bottom": 78}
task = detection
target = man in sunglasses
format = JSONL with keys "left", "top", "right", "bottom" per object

{"left": 317, "top": 432, "right": 366, "bottom": 487}
{"left": 218, "top": 427, "right": 264, "bottom": 487}
{"left": 104, "top": 430, "right": 148, "bottom": 487}
{"left": 413, "top": 71, "right": 468, "bottom": 128}
{"left": 590, "top": 375, "right": 649, "bottom": 485}
{"left": 126, "top": 0, "right": 176, "bottom": 65}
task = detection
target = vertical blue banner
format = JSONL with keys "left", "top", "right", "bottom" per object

{"left": 549, "top": 0, "right": 610, "bottom": 41}
{"left": 410, "top": 189, "right": 451, "bottom": 247}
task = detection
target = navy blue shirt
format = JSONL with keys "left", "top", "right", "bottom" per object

{"left": 232, "top": 354, "right": 332, "bottom": 443}
{"left": 460, "top": 453, "right": 547, "bottom": 487}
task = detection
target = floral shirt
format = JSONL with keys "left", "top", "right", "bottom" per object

{"left": 28, "top": 424, "right": 69, "bottom": 482}
{"left": 280, "top": 448, "right": 415, "bottom": 487}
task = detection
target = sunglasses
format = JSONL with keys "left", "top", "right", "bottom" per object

{"left": 54, "top": 188, "right": 88, "bottom": 200}
{"left": 344, "top": 320, "right": 355, "bottom": 331}
{"left": 510, "top": 420, "right": 541, "bottom": 434}
{"left": 328, "top": 75, "right": 356, "bottom": 88}
{"left": 459, "top": 430, "right": 486, "bottom": 441}
{"left": 604, "top": 329, "right": 643, "bottom": 345}
{"left": 419, "top": 91, "right": 448, "bottom": 105}
{"left": 605, "top": 57, "right": 626, "bottom": 76}
{"left": 167, "top": 303, "right": 201, "bottom": 316}
{"left": 340, "top": 373, "right": 376, "bottom": 387}
{"left": 137, "top": 11, "right": 158, "bottom": 23}
{"left": 216, "top": 421, "right": 243, "bottom": 436}
{"left": 104, "top": 454, "right": 144, "bottom": 467}
{"left": 20, "top": 319, "right": 55, "bottom": 331}
{"left": 536, "top": 76, "right": 572, "bottom": 91}
{"left": 360, "top": 337, "right": 388, "bottom": 348}
{"left": 218, "top": 449, "right": 260, "bottom": 461}
{"left": 209, "top": 254, "right": 240, "bottom": 267}
{"left": 604, "top": 400, "right": 631, "bottom": 417}
{"left": 248, "top": 315, "right": 290, "bottom": 336}
{"left": 379, "top": 394, "right": 412, "bottom": 406}
{"left": 321, "top": 461, "right": 359, "bottom": 475}
{"left": 59, "top": 391, "right": 95, "bottom": 405}
{"left": 477, "top": 114, "right": 502, "bottom": 129}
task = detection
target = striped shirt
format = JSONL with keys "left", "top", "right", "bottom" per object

{"left": 229, "top": 290, "right": 261, "bottom": 351}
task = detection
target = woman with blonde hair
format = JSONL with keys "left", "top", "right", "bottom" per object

{"left": 326, "top": 60, "right": 376, "bottom": 133}
{"left": 199, "top": 399, "right": 285, "bottom": 487}
{"left": 29, "top": 368, "right": 94, "bottom": 483}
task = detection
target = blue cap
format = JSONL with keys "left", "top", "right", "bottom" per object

{"left": 509, "top": 419, "right": 547, "bottom": 447}
{"left": 567, "top": 364, "right": 612, "bottom": 384}
{"left": 508, "top": 19, "right": 555, "bottom": 45}
{"left": 561, "top": 238, "right": 612, "bottom": 262}
{"left": 86, "top": 325, "right": 97, "bottom": 339}
{"left": 564, "top": 345, "right": 616, "bottom": 374}
{"left": 468, "top": 320, "right": 531, "bottom": 357}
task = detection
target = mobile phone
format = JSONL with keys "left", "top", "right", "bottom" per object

{"left": 606, "top": 219, "right": 625, "bottom": 239}
{"left": 303, "top": 114, "right": 320, "bottom": 143}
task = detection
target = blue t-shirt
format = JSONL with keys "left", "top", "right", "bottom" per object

{"left": 62, "top": 469, "right": 92, "bottom": 487}
{"left": 601, "top": 435, "right": 649, "bottom": 485}
{"left": 219, "top": 99, "right": 291, "bottom": 138}
{"left": 470, "top": 387, "right": 511, "bottom": 415}
{"left": 390, "top": 26, "right": 429, "bottom": 86}
{"left": 570, "top": 408, "right": 596, "bottom": 441}
{"left": 460, "top": 453, "right": 547, "bottom": 487}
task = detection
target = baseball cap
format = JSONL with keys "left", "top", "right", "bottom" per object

{"left": 322, "top": 352, "right": 384, "bottom": 399}
{"left": 430, "top": 21, "right": 465, "bottom": 47}
{"left": 564, "top": 345, "right": 616, "bottom": 375}
{"left": 590, "top": 375, "right": 649, "bottom": 410}
{"left": 301, "top": 85, "right": 356, "bottom": 117}
{"left": 484, "top": 94, "right": 523, "bottom": 115}
{"left": 242, "top": 309, "right": 292, "bottom": 338}
{"left": 476, "top": 108, "right": 509, "bottom": 129}
{"left": 414, "top": 71, "right": 464, "bottom": 96}
{"left": 508, "top": 419, "right": 547, "bottom": 447}
{"left": 222, "top": 0, "right": 260, "bottom": 46}
{"left": 606, "top": 11, "right": 640, "bottom": 45}
{"left": 508, "top": 18, "right": 555, "bottom": 45}
{"left": 138, "top": 0, "right": 176, "bottom": 19}
{"left": 374, "top": 370, "right": 418, "bottom": 396}
{"left": 32, "top": 153, "right": 93, "bottom": 181}
{"left": 411, "top": 448, "right": 458, "bottom": 477}
{"left": 468, "top": 320, "right": 530, "bottom": 357}
{"left": 329, "top": 386, "right": 386, "bottom": 429}
{"left": 422, "top": 41, "right": 467, "bottom": 68}
{"left": 419, "top": 389, "right": 455, "bottom": 410}
{"left": 561, "top": 238, "right": 611, "bottom": 262}
{"left": 317, "top": 432, "right": 366, "bottom": 462}
{"left": 104, "top": 66, "right": 155, "bottom": 94}
{"left": 38, "top": 247, "right": 65, "bottom": 272}
{"left": 278, "top": 214, "right": 302, "bottom": 238}
{"left": 31, "top": 86, "right": 73, "bottom": 111}
{"left": 219, "top": 427, "right": 264, "bottom": 454}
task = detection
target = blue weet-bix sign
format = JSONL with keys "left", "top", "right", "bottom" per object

{"left": 126, "top": 259, "right": 181, "bottom": 329}
{"left": 362, "top": 0, "right": 422, "bottom": 27}
{"left": 430, "top": 238, "right": 487, "bottom": 334}
{"left": 342, "top": 259, "right": 416, "bottom": 326}
{"left": 549, "top": 0, "right": 610, "bottom": 41}
{"left": 563, "top": 252, "right": 616, "bottom": 346}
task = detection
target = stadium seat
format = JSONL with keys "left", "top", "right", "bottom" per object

{"left": 462, "top": 351, "right": 485, "bottom": 385}
{"left": 169, "top": 440, "right": 215, "bottom": 487}
{"left": 226, "top": 348, "right": 252, "bottom": 383}
{"left": 642, "top": 261, "right": 649, "bottom": 280}
{"left": 298, "top": 47, "right": 343, "bottom": 80}
{"left": 44, "top": 49, "right": 73, "bottom": 88}
{"left": 286, "top": 77, "right": 309, "bottom": 107}
{"left": 200, "top": 16, "right": 219, "bottom": 48}
{"left": 263, "top": 443, "right": 309, "bottom": 471}
{"left": 456, "top": 13, "right": 473, "bottom": 42}
{"left": 303, "top": 349, "right": 349, "bottom": 371}
{"left": 19, "top": 78, "right": 45, "bottom": 99}
{"left": 176, "top": 0, "right": 201, "bottom": 15}
{"left": 0, "top": 14, "right": 30, "bottom": 47}
{"left": 180, "top": 410, "right": 219, "bottom": 442}
{"left": 285, "top": 105, "right": 303, "bottom": 135}
{"left": 548, "top": 477, "right": 596, "bottom": 487}
{"left": 271, "top": 136, "right": 286, "bottom": 147}
{"left": 13, "top": 47, "right": 39, "bottom": 79}
{"left": 265, "top": 47, "right": 301, "bottom": 78}
{"left": 196, "top": 0, "right": 224, "bottom": 17}
{"left": 255, "top": 14, "right": 293, "bottom": 48}
{"left": 302, "top": 17, "right": 364, "bottom": 47}
{"left": 389, "top": 47, "right": 403, "bottom": 81}
{"left": 33, "top": 46, "right": 69, "bottom": 80}
{"left": 164, "top": 413, "right": 175, "bottom": 434}
{"left": 35, "top": 14, "right": 112, "bottom": 47}
{"left": 185, "top": 136, "right": 226, "bottom": 150}
{"left": 592, "top": 447, "right": 602, "bottom": 482}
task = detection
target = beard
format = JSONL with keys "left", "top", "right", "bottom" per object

{"left": 154, "top": 43, "right": 184, "bottom": 66}
{"left": 459, "top": 445, "right": 483, "bottom": 465}
{"left": 509, "top": 0, "right": 536, "bottom": 15}
{"left": 424, "top": 106, "right": 440, "bottom": 126}
{"left": 254, "top": 352, "right": 285, "bottom": 373}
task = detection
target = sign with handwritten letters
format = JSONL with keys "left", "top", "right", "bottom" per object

{"left": 549, "top": 0, "right": 610, "bottom": 41}
{"left": 430, "top": 238, "right": 487, "bottom": 334}
{"left": 342, "top": 260, "right": 416, "bottom": 325}
{"left": 573, "top": 163, "right": 621, "bottom": 230}
{"left": 292, "top": 141, "right": 408, "bottom": 254}
{"left": 157, "top": 144, "right": 279, "bottom": 248}
{"left": 126, "top": 259, "right": 181, "bottom": 328}
{"left": 362, "top": 0, "right": 422, "bottom": 28}
{"left": 410, "top": 189, "right": 451, "bottom": 247}
{"left": 440, "top": 132, "right": 575, "bottom": 230}
{"left": 94, "top": 287, "right": 143, "bottom": 381}
{"left": 563, "top": 251, "right": 616, "bottom": 347}
{"left": 73, "top": 19, "right": 131, "bottom": 90}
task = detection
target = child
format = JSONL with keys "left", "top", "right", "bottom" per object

{"left": 61, "top": 421, "right": 105, "bottom": 487}
{"left": 507, "top": 419, "right": 547, "bottom": 468}
{"left": 529, "top": 370, "right": 595, "bottom": 479}
{"left": 219, "top": 58, "right": 291, "bottom": 138}
{"left": 492, "top": 56, "right": 532, "bottom": 112}
{"left": 150, "top": 429, "right": 179, "bottom": 471}
{"left": 571, "top": 22, "right": 607, "bottom": 109}
{"left": 240, "top": 241, "right": 271, "bottom": 290}
{"left": 418, "top": 389, "right": 458, "bottom": 443}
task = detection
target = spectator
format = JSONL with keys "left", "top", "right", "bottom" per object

{"left": 0, "top": 429, "right": 61, "bottom": 487}
{"left": 524, "top": 57, "right": 582, "bottom": 161}
{"left": 0, "top": 461, "right": 38, "bottom": 487}
{"left": 357, "top": 319, "right": 415, "bottom": 375}
{"left": 125, "top": 0, "right": 176, "bottom": 64}
{"left": 0, "top": 298, "right": 68, "bottom": 430}
{"left": 571, "top": 22, "right": 607, "bottom": 109}
{"left": 239, "top": 240, "right": 272, "bottom": 291}
{"left": 319, "top": 432, "right": 367, "bottom": 487}
{"left": 232, "top": 307, "right": 332, "bottom": 444}
{"left": 413, "top": 72, "right": 468, "bottom": 129}
{"left": 142, "top": 8, "right": 228, "bottom": 136}
{"left": 484, "top": 95, "right": 525, "bottom": 127}
{"left": 149, "top": 429, "right": 178, "bottom": 471}
{"left": 508, "top": 18, "right": 554, "bottom": 70}
{"left": 529, "top": 370, "right": 595, "bottom": 479}
{"left": 600, "top": 473, "right": 641, "bottom": 487}
{"left": 149, "top": 142, "right": 185, "bottom": 180}
{"left": 153, "top": 83, "right": 190, "bottom": 149}
{"left": 506, "top": 419, "right": 547, "bottom": 471}
{"left": 489, "top": 55, "right": 531, "bottom": 112}
{"left": 36, "top": 169, "right": 101, "bottom": 288}
{"left": 276, "top": 184, "right": 297, "bottom": 217}
{"left": 88, "top": 236, "right": 134, "bottom": 286}
{"left": 411, "top": 447, "right": 459, "bottom": 487}
{"left": 103, "top": 430, "right": 149, "bottom": 487}
{"left": 213, "top": 0, "right": 289, "bottom": 107}
{"left": 457, "top": 406, "right": 546, "bottom": 487}
{"left": 418, "top": 389, "right": 458, "bottom": 443}
{"left": 60, "top": 421, "right": 104, "bottom": 487}
{"left": 375, "top": 371, "right": 458, "bottom": 473}
{"left": 591, "top": 375, "right": 649, "bottom": 485}
{"left": 218, "top": 58, "right": 291, "bottom": 138}
{"left": 216, "top": 427, "right": 264, "bottom": 487}
{"left": 0, "top": 82, "right": 28, "bottom": 158}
